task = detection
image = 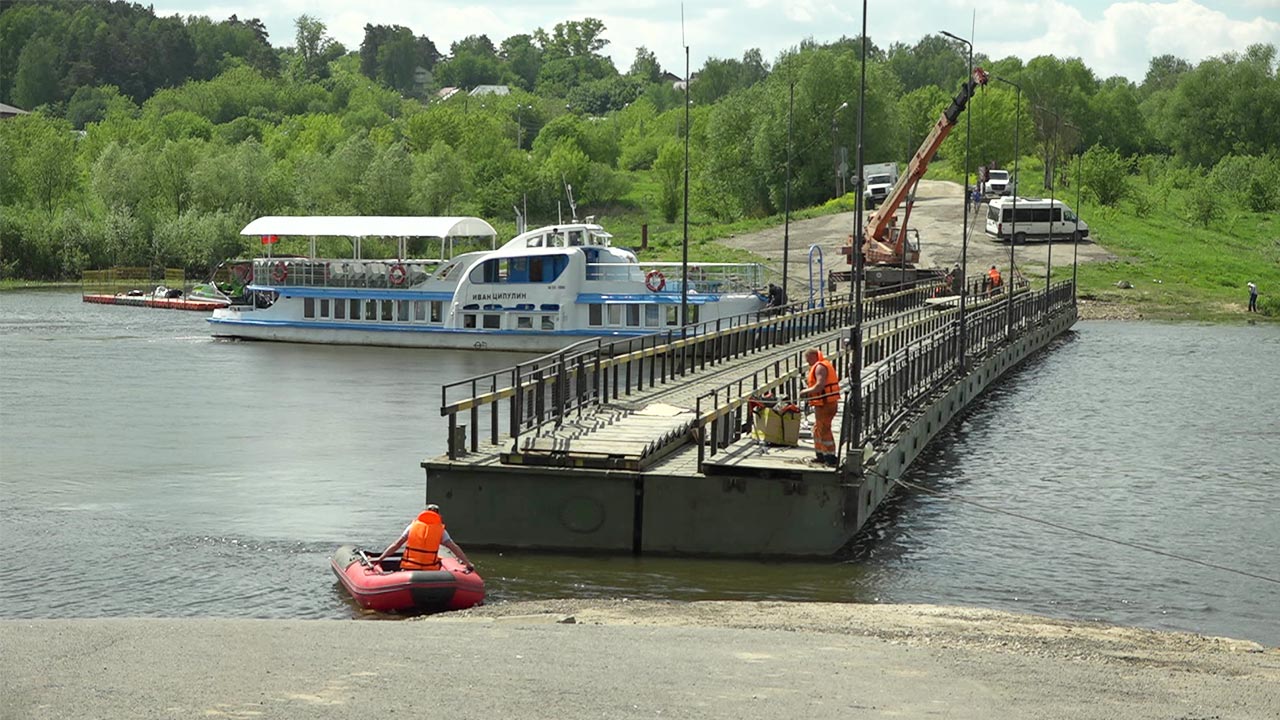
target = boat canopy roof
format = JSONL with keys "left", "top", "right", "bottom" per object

{"left": 240, "top": 216, "right": 497, "bottom": 239}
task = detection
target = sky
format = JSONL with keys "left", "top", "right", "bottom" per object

{"left": 153, "top": 0, "right": 1280, "bottom": 83}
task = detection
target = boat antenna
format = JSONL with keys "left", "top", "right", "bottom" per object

{"left": 563, "top": 176, "right": 578, "bottom": 222}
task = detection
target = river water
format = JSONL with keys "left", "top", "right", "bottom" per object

{"left": 2, "top": 290, "right": 1276, "bottom": 645}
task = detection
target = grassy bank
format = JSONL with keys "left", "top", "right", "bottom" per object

{"left": 1053, "top": 181, "right": 1278, "bottom": 321}
{"left": 0, "top": 280, "right": 80, "bottom": 291}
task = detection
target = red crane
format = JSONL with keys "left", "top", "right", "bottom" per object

{"left": 842, "top": 67, "right": 989, "bottom": 285}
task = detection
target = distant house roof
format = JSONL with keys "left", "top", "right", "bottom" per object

{"left": 0, "top": 102, "right": 30, "bottom": 119}
{"left": 659, "top": 71, "right": 681, "bottom": 83}
{"left": 436, "top": 87, "right": 461, "bottom": 102}
{"left": 468, "top": 85, "right": 510, "bottom": 96}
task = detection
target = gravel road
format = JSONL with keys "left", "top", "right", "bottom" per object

{"left": 721, "top": 180, "right": 1117, "bottom": 295}
{"left": 4, "top": 600, "right": 1275, "bottom": 719}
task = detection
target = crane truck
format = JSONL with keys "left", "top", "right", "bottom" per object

{"left": 832, "top": 66, "right": 990, "bottom": 291}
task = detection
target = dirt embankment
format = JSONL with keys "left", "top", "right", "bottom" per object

{"left": 431, "top": 599, "right": 1276, "bottom": 678}
{"left": 721, "top": 180, "right": 1116, "bottom": 294}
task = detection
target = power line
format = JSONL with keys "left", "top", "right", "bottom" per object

{"left": 870, "top": 470, "right": 1280, "bottom": 587}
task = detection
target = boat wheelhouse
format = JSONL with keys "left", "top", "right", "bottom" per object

{"left": 208, "top": 216, "right": 769, "bottom": 352}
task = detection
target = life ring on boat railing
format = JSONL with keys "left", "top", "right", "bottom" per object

{"left": 645, "top": 270, "right": 666, "bottom": 292}
{"left": 389, "top": 263, "right": 408, "bottom": 286}
{"left": 271, "top": 261, "right": 288, "bottom": 283}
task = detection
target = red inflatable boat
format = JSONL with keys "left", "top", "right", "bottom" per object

{"left": 330, "top": 544, "right": 485, "bottom": 613}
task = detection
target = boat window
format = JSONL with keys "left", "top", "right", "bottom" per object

{"left": 320, "top": 299, "right": 330, "bottom": 318}
{"left": 483, "top": 314, "right": 500, "bottom": 329}
{"left": 414, "top": 301, "right": 426, "bottom": 322}
{"left": 463, "top": 314, "right": 476, "bottom": 329}
{"left": 665, "top": 306, "right": 679, "bottom": 326}
{"left": 626, "top": 304, "right": 641, "bottom": 326}
{"left": 588, "top": 304, "right": 603, "bottom": 327}
{"left": 607, "top": 305, "right": 622, "bottom": 326}
{"left": 473, "top": 256, "right": 569, "bottom": 284}
{"left": 335, "top": 298, "right": 346, "bottom": 320}
{"left": 381, "top": 300, "right": 393, "bottom": 321}
{"left": 397, "top": 301, "right": 409, "bottom": 322}
{"left": 430, "top": 301, "right": 443, "bottom": 323}
{"left": 365, "top": 299, "right": 377, "bottom": 321}
{"left": 517, "top": 316, "right": 533, "bottom": 329}
{"left": 542, "top": 315, "right": 555, "bottom": 330}
{"left": 686, "top": 306, "right": 700, "bottom": 324}
{"left": 525, "top": 234, "right": 544, "bottom": 248}
{"left": 567, "top": 230, "right": 584, "bottom": 246}
{"left": 304, "top": 297, "right": 315, "bottom": 319}
{"left": 644, "top": 305, "right": 659, "bottom": 327}
{"left": 541, "top": 303, "right": 560, "bottom": 311}
{"left": 349, "top": 299, "right": 361, "bottom": 320}
{"left": 590, "top": 231, "right": 612, "bottom": 245}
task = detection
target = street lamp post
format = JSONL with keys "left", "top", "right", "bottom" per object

{"left": 831, "top": 101, "right": 849, "bottom": 198}
{"left": 994, "top": 75, "right": 1021, "bottom": 340}
{"left": 1037, "top": 105, "right": 1064, "bottom": 316}
{"left": 1065, "top": 123, "right": 1083, "bottom": 302}
{"left": 782, "top": 81, "right": 795, "bottom": 301}
{"left": 941, "top": 29, "right": 973, "bottom": 371}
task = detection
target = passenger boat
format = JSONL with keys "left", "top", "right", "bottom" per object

{"left": 208, "top": 216, "right": 769, "bottom": 352}
{"left": 330, "top": 544, "right": 485, "bottom": 613}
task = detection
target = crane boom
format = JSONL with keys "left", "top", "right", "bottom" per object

{"left": 857, "top": 67, "right": 989, "bottom": 266}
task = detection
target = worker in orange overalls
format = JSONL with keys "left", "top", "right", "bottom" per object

{"left": 374, "top": 504, "right": 474, "bottom": 572}
{"left": 987, "top": 265, "right": 1003, "bottom": 295}
{"left": 800, "top": 348, "right": 841, "bottom": 467}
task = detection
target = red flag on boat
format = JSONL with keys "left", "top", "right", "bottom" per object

{"left": 261, "top": 234, "right": 279, "bottom": 245}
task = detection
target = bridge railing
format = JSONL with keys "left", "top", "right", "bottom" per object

{"left": 438, "top": 280, "right": 943, "bottom": 459}
{"left": 690, "top": 278, "right": 1074, "bottom": 469}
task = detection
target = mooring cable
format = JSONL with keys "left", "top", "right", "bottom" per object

{"left": 867, "top": 469, "right": 1280, "bottom": 586}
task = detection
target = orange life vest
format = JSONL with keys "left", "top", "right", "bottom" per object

{"left": 806, "top": 356, "right": 840, "bottom": 407}
{"left": 988, "top": 268, "right": 1002, "bottom": 287}
{"left": 401, "top": 510, "right": 444, "bottom": 571}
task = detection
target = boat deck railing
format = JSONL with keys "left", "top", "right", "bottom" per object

{"left": 250, "top": 258, "right": 446, "bottom": 289}
{"left": 585, "top": 262, "right": 767, "bottom": 294}
{"left": 82, "top": 267, "right": 186, "bottom": 296}
{"left": 438, "top": 280, "right": 945, "bottom": 459}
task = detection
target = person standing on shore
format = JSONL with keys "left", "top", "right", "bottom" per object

{"left": 1247, "top": 281, "right": 1258, "bottom": 312}
{"left": 800, "top": 348, "right": 841, "bottom": 467}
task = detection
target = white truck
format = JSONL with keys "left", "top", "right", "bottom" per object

{"left": 861, "top": 162, "right": 899, "bottom": 210}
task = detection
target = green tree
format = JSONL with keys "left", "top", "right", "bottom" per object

{"left": 1079, "top": 144, "right": 1130, "bottom": 206}
{"left": 653, "top": 140, "right": 682, "bottom": 222}
{"left": 291, "top": 15, "right": 342, "bottom": 82}
{"left": 535, "top": 19, "right": 609, "bottom": 60}
{"left": 500, "top": 34, "right": 543, "bottom": 90}
{"left": 411, "top": 141, "right": 468, "bottom": 214}
{"left": 359, "top": 142, "right": 413, "bottom": 214}
{"left": 66, "top": 85, "right": 137, "bottom": 130}
{"left": 629, "top": 46, "right": 662, "bottom": 83}
{"left": 13, "top": 37, "right": 61, "bottom": 110}
{"left": 8, "top": 114, "right": 80, "bottom": 213}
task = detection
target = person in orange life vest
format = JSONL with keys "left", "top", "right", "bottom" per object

{"left": 987, "top": 265, "right": 1002, "bottom": 294}
{"left": 799, "top": 348, "right": 840, "bottom": 467}
{"left": 374, "top": 504, "right": 474, "bottom": 571}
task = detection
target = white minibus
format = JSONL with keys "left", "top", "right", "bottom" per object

{"left": 985, "top": 197, "right": 1088, "bottom": 243}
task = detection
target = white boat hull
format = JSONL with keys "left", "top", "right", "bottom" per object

{"left": 208, "top": 318, "right": 666, "bottom": 352}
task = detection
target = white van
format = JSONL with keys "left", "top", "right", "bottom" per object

{"left": 985, "top": 197, "right": 1088, "bottom": 243}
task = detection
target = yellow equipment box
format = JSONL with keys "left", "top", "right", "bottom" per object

{"left": 751, "top": 406, "right": 801, "bottom": 446}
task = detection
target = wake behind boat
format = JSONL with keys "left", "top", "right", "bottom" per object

{"left": 208, "top": 215, "right": 769, "bottom": 352}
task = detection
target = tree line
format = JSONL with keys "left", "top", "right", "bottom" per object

{"left": 1, "top": 0, "right": 1277, "bottom": 280}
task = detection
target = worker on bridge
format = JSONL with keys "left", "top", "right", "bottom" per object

{"left": 986, "top": 265, "right": 1003, "bottom": 295}
{"left": 800, "top": 348, "right": 841, "bottom": 468}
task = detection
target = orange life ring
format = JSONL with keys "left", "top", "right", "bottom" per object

{"left": 389, "top": 263, "right": 407, "bottom": 286}
{"left": 645, "top": 270, "right": 666, "bottom": 292}
{"left": 271, "top": 261, "right": 287, "bottom": 283}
